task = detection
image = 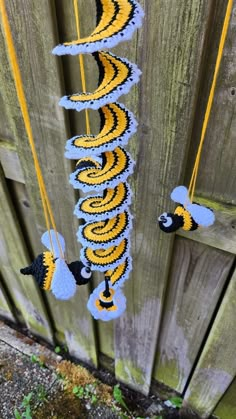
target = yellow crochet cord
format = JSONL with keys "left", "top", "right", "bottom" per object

{"left": 0, "top": 0, "right": 64, "bottom": 259}
{"left": 73, "top": 0, "right": 91, "bottom": 135}
{"left": 188, "top": 0, "right": 233, "bottom": 203}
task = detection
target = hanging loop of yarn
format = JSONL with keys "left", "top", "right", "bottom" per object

{"left": 188, "top": 0, "right": 233, "bottom": 203}
{"left": 0, "top": 0, "right": 64, "bottom": 259}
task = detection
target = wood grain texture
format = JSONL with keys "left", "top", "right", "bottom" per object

{"left": 184, "top": 267, "right": 236, "bottom": 417}
{"left": 0, "top": 167, "right": 53, "bottom": 340}
{"left": 177, "top": 196, "right": 236, "bottom": 254}
{"left": 114, "top": 0, "right": 214, "bottom": 394}
{"left": 0, "top": 281, "right": 15, "bottom": 322}
{"left": 154, "top": 237, "right": 234, "bottom": 393}
{"left": 7, "top": 180, "right": 42, "bottom": 258}
{"left": 214, "top": 378, "right": 236, "bottom": 419}
{"left": 0, "top": 141, "right": 25, "bottom": 183}
{"left": 0, "top": 0, "right": 97, "bottom": 365}
{"left": 185, "top": 0, "right": 236, "bottom": 204}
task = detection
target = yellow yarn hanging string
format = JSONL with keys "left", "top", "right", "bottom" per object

{"left": 188, "top": 0, "right": 233, "bottom": 203}
{"left": 73, "top": 0, "right": 91, "bottom": 135}
{"left": 0, "top": 0, "right": 64, "bottom": 259}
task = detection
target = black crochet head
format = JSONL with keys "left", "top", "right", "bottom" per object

{"left": 67, "top": 261, "right": 92, "bottom": 285}
{"left": 158, "top": 212, "right": 184, "bottom": 233}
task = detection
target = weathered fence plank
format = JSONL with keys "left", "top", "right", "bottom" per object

{"left": 0, "top": 141, "right": 25, "bottom": 184}
{"left": 154, "top": 237, "right": 234, "bottom": 392}
{"left": 7, "top": 180, "right": 42, "bottom": 258}
{"left": 0, "top": 282, "right": 15, "bottom": 322}
{"left": 214, "top": 378, "right": 236, "bottom": 419}
{"left": 178, "top": 196, "right": 236, "bottom": 254}
{"left": 185, "top": 0, "right": 236, "bottom": 204}
{"left": 0, "top": 167, "right": 53, "bottom": 340}
{"left": 0, "top": 0, "right": 98, "bottom": 365}
{"left": 184, "top": 268, "right": 236, "bottom": 417}
{"left": 114, "top": 0, "right": 214, "bottom": 394}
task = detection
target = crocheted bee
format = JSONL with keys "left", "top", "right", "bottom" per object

{"left": 87, "top": 277, "right": 126, "bottom": 321}
{"left": 20, "top": 230, "right": 92, "bottom": 300}
{"left": 158, "top": 186, "right": 215, "bottom": 233}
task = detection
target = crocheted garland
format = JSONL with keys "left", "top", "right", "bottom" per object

{"left": 158, "top": 186, "right": 215, "bottom": 233}
{"left": 53, "top": 0, "right": 144, "bottom": 320}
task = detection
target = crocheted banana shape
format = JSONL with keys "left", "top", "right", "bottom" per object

{"left": 53, "top": 0, "right": 144, "bottom": 55}
{"left": 65, "top": 103, "right": 137, "bottom": 158}
{"left": 70, "top": 147, "right": 135, "bottom": 192}
{"left": 59, "top": 51, "right": 141, "bottom": 111}
{"left": 53, "top": 0, "right": 143, "bottom": 321}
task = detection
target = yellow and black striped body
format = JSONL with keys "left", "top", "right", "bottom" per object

{"left": 174, "top": 205, "right": 198, "bottom": 231}
{"left": 95, "top": 287, "right": 117, "bottom": 312}
{"left": 20, "top": 251, "right": 55, "bottom": 291}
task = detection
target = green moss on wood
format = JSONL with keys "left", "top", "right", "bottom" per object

{"left": 115, "top": 359, "right": 147, "bottom": 393}
{"left": 154, "top": 355, "right": 181, "bottom": 391}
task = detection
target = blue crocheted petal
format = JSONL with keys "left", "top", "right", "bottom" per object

{"left": 87, "top": 282, "right": 126, "bottom": 321}
{"left": 188, "top": 204, "right": 215, "bottom": 227}
{"left": 65, "top": 103, "right": 138, "bottom": 159}
{"left": 80, "top": 238, "right": 130, "bottom": 272}
{"left": 171, "top": 185, "right": 190, "bottom": 206}
{"left": 59, "top": 52, "right": 141, "bottom": 112}
{"left": 77, "top": 211, "right": 133, "bottom": 250}
{"left": 74, "top": 182, "right": 133, "bottom": 222}
{"left": 69, "top": 147, "right": 135, "bottom": 192}
{"left": 105, "top": 257, "right": 133, "bottom": 289}
{"left": 52, "top": 0, "right": 144, "bottom": 56}
{"left": 51, "top": 259, "right": 77, "bottom": 300}
{"left": 41, "top": 230, "right": 65, "bottom": 258}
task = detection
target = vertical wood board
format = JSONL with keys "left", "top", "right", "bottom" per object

{"left": 185, "top": 0, "right": 236, "bottom": 204}
{"left": 177, "top": 196, "right": 236, "bottom": 254}
{"left": 0, "top": 167, "right": 53, "bottom": 340}
{"left": 0, "top": 281, "right": 15, "bottom": 322}
{"left": 154, "top": 237, "right": 234, "bottom": 392}
{"left": 214, "top": 378, "right": 236, "bottom": 419}
{"left": 184, "top": 268, "right": 236, "bottom": 417}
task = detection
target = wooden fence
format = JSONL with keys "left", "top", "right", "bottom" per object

{"left": 0, "top": 1, "right": 235, "bottom": 417}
